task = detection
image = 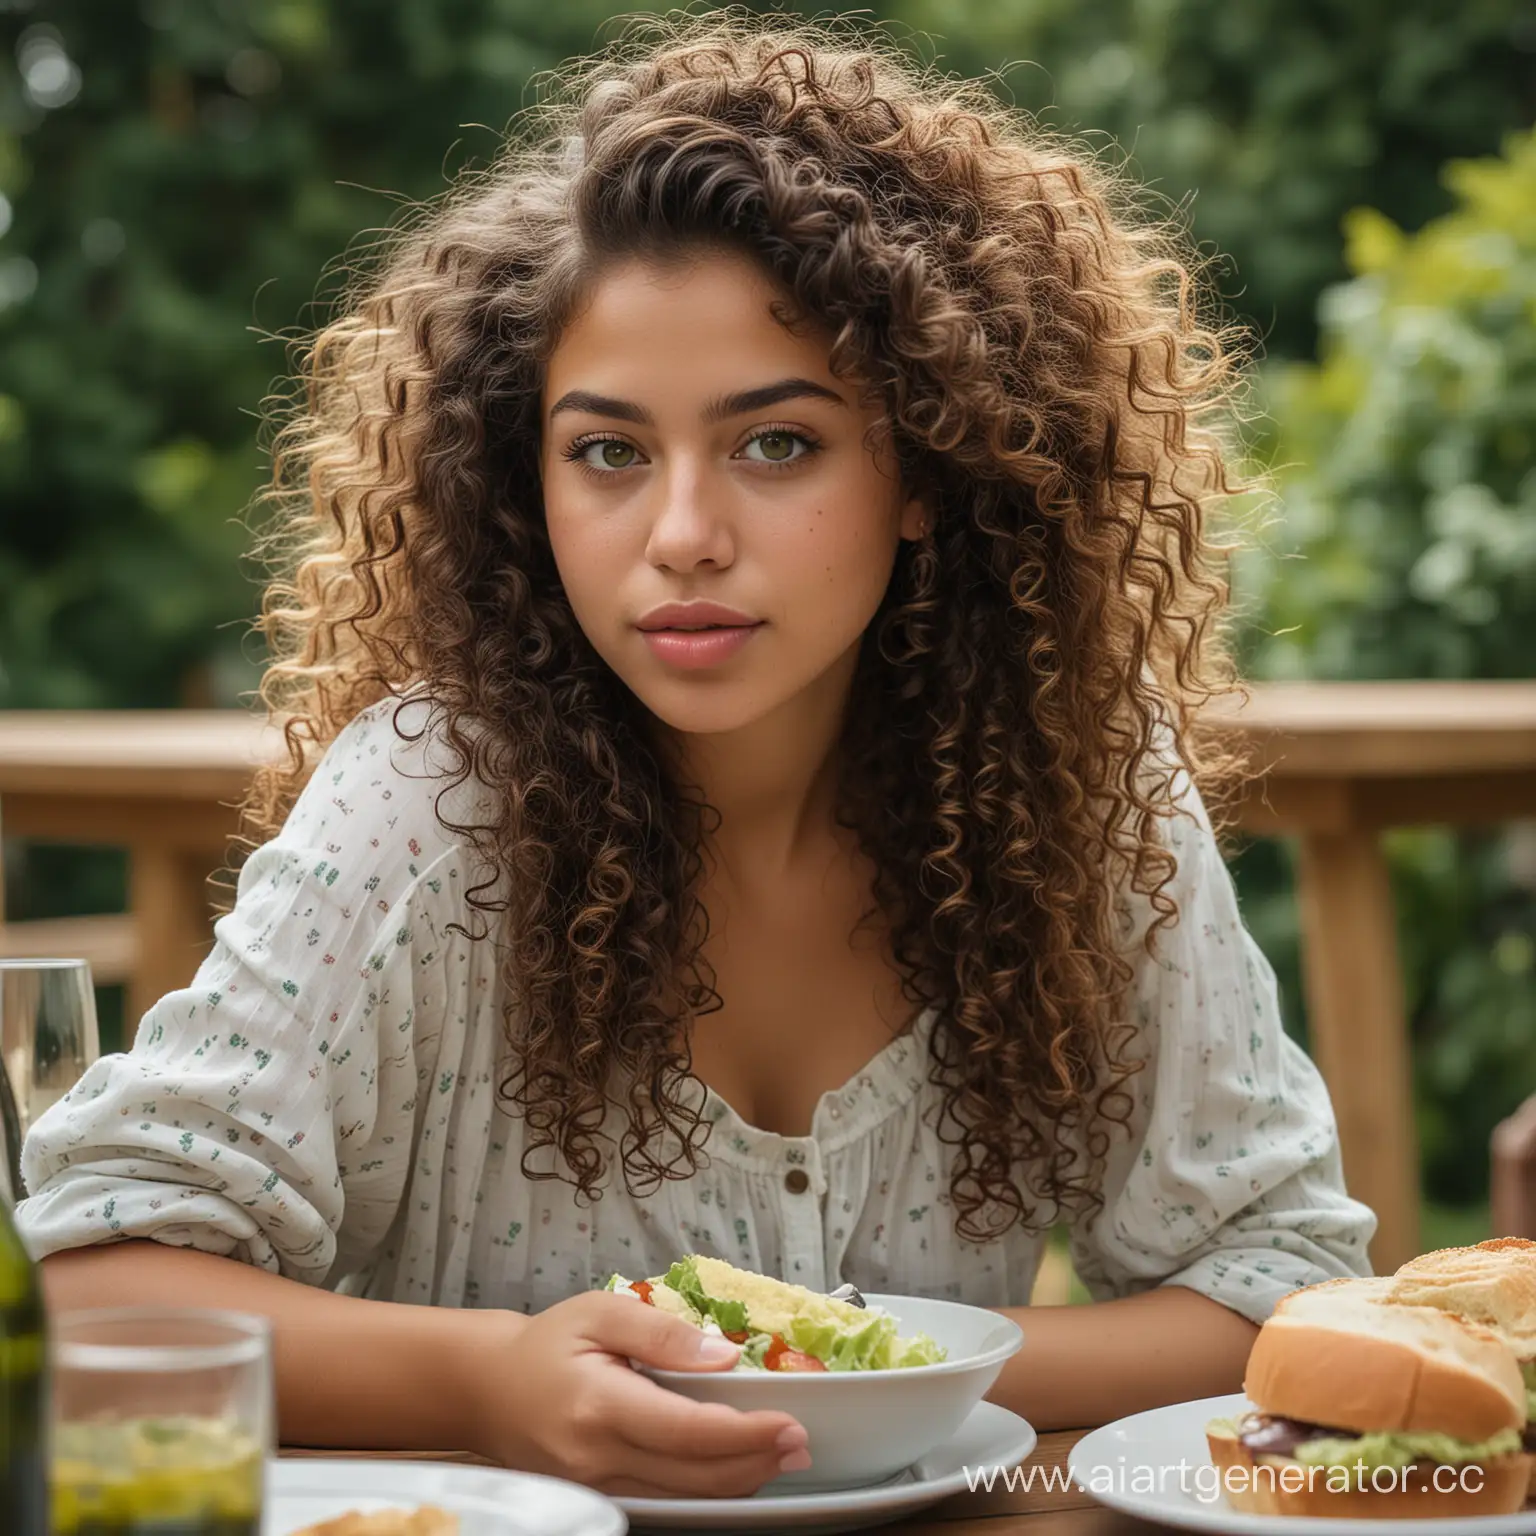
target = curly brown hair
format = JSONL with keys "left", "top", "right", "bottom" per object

{"left": 242, "top": 9, "right": 1254, "bottom": 1243}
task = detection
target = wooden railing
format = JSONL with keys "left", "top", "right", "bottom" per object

{"left": 3, "top": 682, "right": 1535, "bottom": 1275}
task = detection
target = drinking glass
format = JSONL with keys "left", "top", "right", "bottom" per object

{"left": 50, "top": 1308, "right": 272, "bottom": 1536}
{"left": 0, "top": 958, "right": 100, "bottom": 1204}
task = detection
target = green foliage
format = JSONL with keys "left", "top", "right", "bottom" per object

{"left": 890, "top": 0, "right": 1535, "bottom": 359}
{"left": 1241, "top": 132, "right": 1536, "bottom": 681}
{"left": 0, "top": 0, "right": 724, "bottom": 709}
{"left": 1234, "top": 132, "right": 1536, "bottom": 1205}
{"left": 3, "top": 2, "right": 1529, "bottom": 708}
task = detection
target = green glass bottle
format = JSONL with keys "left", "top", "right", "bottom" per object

{"left": 1, "top": 1155, "right": 48, "bottom": 1532}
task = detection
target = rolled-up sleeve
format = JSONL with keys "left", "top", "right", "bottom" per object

{"left": 15, "top": 698, "right": 460, "bottom": 1285}
{"left": 1067, "top": 766, "right": 1378, "bottom": 1324}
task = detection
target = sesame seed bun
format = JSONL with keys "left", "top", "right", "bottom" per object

{"left": 1243, "top": 1277, "right": 1525, "bottom": 1443}
{"left": 1388, "top": 1238, "right": 1536, "bottom": 1365}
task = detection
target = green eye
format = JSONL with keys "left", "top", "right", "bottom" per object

{"left": 599, "top": 440, "right": 636, "bottom": 468}
{"left": 746, "top": 430, "right": 808, "bottom": 464}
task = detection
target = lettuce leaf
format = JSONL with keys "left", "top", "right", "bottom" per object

{"left": 886, "top": 1331, "right": 946, "bottom": 1368}
{"left": 786, "top": 1311, "right": 897, "bottom": 1370}
{"left": 662, "top": 1257, "right": 750, "bottom": 1333}
{"left": 1294, "top": 1426, "right": 1522, "bottom": 1477}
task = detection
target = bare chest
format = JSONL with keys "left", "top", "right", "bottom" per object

{"left": 685, "top": 861, "right": 916, "bottom": 1139}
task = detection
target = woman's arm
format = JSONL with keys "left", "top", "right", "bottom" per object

{"left": 40, "top": 1240, "right": 499, "bottom": 1453}
{"left": 39, "top": 1240, "right": 806, "bottom": 1495}
{"left": 992, "top": 1284, "right": 1259, "bottom": 1430}
{"left": 1048, "top": 769, "right": 1374, "bottom": 1421}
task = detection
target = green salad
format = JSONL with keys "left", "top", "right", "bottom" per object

{"left": 605, "top": 1254, "right": 946, "bottom": 1372}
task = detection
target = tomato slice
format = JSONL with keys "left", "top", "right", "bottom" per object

{"left": 632, "top": 1279, "right": 654, "bottom": 1304}
{"left": 763, "top": 1334, "right": 827, "bottom": 1372}
{"left": 772, "top": 1349, "right": 827, "bottom": 1372}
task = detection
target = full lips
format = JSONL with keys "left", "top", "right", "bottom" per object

{"left": 640, "top": 624, "right": 763, "bottom": 669}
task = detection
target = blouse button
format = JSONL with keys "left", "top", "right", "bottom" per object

{"left": 784, "top": 1167, "right": 810, "bottom": 1195}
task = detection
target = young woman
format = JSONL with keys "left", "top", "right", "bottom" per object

{"left": 21, "top": 14, "right": 1374, "bottom": 1497}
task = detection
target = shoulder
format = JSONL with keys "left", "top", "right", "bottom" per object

{"left": 264, "top": 689, "right": 502, "bottom": 891}
{"left": 1109, "top": 711, "right": 1226, "bottom": 923}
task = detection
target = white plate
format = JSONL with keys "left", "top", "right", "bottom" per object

{"left": 265, "top": 1458, "right": 628, "bottom": 1536}
{"left": 616, "top": 1399, "right": 1036, "bottom": 1531}
{"left": 1069, "top": 1391, "right": 1536, "bottom": 1535}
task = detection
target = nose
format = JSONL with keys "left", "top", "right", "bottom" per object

{"left": 644, "top": 455, "right": 735, "bottom": 572}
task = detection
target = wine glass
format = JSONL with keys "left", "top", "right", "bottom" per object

{"left": 0, "top": 958, "right": 100, "bottom": 1206}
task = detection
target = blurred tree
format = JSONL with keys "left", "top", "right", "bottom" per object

{"left": 891, "top": 0, "right": 1535, "bottom": 359}
{"left": 0, "top": 0, "right": 683, "bottom": 710}
{"left": 2, "top": 1, "right": 1530, "bottom": 709}
{"left": 1242, "top": 131, "right": 1536, "bottom": 681}
{"left": 1234, "top": 131, "right": 1536, "bottom": 1205}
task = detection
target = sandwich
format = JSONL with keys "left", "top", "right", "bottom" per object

{"left": 1205, "top": 1276, "right": 1532, "bottom": 1517}
{"left": 1386, "top": 1236, "right": 1536, "bottom": 1495}
{"left": 604, "top": 1255, "right": 945, "bottom": 1371}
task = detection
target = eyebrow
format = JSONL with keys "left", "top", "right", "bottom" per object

{"left": 547, "top": 376, "right": 847, "bottom": 427}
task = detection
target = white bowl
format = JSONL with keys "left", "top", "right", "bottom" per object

{"left": 642, "top": 1292, "right": 1024, "bottom": 1493}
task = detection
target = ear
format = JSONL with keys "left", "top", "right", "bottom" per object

{"left": 899, "top": 492, "right": 932, "bottom": 543}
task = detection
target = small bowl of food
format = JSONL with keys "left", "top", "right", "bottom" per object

{"left": 607, "top": 1256, "right": 1024, "bottom": 1492}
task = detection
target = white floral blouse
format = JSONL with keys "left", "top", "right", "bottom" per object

{"left": 16, "top": 695, "right": 1377, "bottom": 1321}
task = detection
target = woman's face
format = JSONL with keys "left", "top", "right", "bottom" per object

{"left": 539, "top": 249, "right": 924, "bottom": 741}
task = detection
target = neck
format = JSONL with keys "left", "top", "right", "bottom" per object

{"left": 657, "top": 646, "right": 859, "bottom": 889}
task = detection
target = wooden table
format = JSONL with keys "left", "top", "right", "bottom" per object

{"left": 279, "top": 1427, "right": 1171, "bottom": 1534}
{"left": 5, "top": 682, "right": 1536, "bottom": 1276}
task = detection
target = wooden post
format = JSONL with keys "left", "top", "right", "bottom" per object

{"left": 1294, "top": 827, "right": 1421, "bottom": 1274}
{"left": 1491, "top": 1094, "right": 1536, "bottom": 1240}
{"left": 126, "top": 846, "right": 217, "bottom": 1031}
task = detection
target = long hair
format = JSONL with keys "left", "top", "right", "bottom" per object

{"left": 241, "top": 11, "right": 1252, "bottom": 1241}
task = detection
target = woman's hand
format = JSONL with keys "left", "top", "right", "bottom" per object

{"left": 461, "top": 1291, "right": 812, "bottom": 1496}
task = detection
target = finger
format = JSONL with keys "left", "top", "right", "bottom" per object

{"left": 601, "top": 1364, "right": 805, "bottom": 1459}
{"left": 600, "top": 1445, "right": 796, "bottom": 1500}
{"left": 597, "top": 1478, "right": 679, "bottom": 1500}
{"left": 578, "top": 1290, "right": 744, "bottom": 1372}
